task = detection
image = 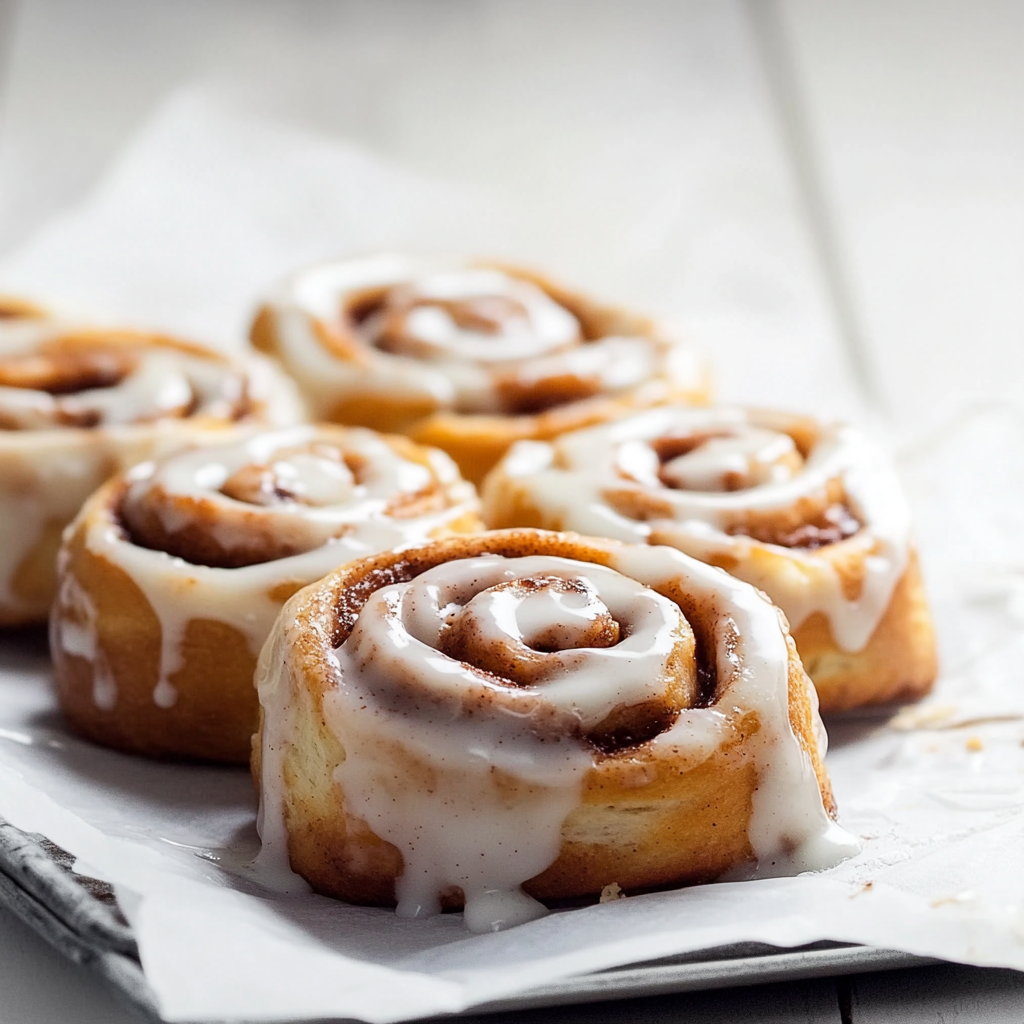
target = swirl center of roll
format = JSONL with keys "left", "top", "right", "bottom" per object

{"left": 442, "top": 575, "right": 621, "bottom": 686}
{"left": 363, "top": 269, "right": 581, "bottom": 364}
{"left": 640, "top": 426, "right": 804, "bottom": 493}
{"left": 220, "top": 445, "right": 360, "bottom": 507}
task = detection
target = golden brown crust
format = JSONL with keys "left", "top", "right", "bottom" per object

{"left": 259, "top": 528, "right": 834, "bottom": 907}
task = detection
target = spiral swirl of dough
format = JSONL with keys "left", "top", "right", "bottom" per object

{"left": 346, "top": 555, "right": 698, "bottom": 750}
{"left": 120, "top": 426, "right": 467, "bottom": 568}
{"left": 255, "top": 530, "right": 856, "bottom": 933}
{"left": 484, "top": 407, "right": 912, "bottom": 654}
{"left": 0, "top": 328, "right": 258, "bottom": 430}
{"left": 251, "top": 255, "right": 708, "bottom": 483}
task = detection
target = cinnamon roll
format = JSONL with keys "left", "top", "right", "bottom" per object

{"left": 51, "top": 425, "right": 481, "bottom": 763}
{"left": 250, "top": 254, "right": 708, "bottom": 483}
{"left": 482, "top": 408, "right": 937, "bottom": 711}
{"left": 0, "top": 313, "right": 302, "bottom": 625}
{"left": 255, "top": 529, "right": 857, "bottom": 933}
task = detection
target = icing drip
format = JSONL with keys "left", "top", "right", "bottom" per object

{"left": 54, "top": 570, "right": 117, "bottom": 711}
{"left": 486, "top": 408, "right": 912, "bottom": 652}
{"left": 257, "top": 544, "right": 857, "bottom": 933}
{"left": 265, "top": 254, "right": 696, "bottom": 417}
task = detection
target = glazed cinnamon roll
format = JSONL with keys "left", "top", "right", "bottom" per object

{"left": 250, "top": 255, "right": 708, "bottom": 483}
{"left": 51, "top": 425, "right": 481, "bottom": 763}
{"left": 255, "top": 529, "right": 857, "bottom": 933}
{"left": 482, "top": 408, "right": 937, "bottom": 712}
{"left": 0, "top": 313, "right": 302, "bottom": 625}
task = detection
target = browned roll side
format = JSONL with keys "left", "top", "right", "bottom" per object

{"left": 51, "top": 425, "right": 482, "bottom": 763}
{"left": 254, "top": 528, "right": 856, "bottom": 933}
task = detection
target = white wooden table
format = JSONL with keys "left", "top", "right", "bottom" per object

{"left": 1, "top": 1, "right": 1022, "bottom": 1020}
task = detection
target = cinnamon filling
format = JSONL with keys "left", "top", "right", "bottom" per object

{"left": 0, "top": 349, "right": 132, "bottom": 395}
{"left": 496, "top": 372, "right": 603, "bottom": 415}
{"left": 118, "top": 491, "right": 319, "bottom": 570}
{"left": 729, "top": 502, "right": 861, "bottom": 550}
{"left": 377, "top": 294, "right": 532, "bottom": 352}
{"left": 439, "top": 575, "right": 622, "bottom": 685}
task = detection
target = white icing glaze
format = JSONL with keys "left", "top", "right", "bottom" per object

{"left": 485, "top": 408, "right": 912, "bottom": 652}
{"left": 261, "top": 254, "right": 699, "bottom": 418}
{"left": 122, "top": 426, "right": 439, "bottom": 559}
{"left": 369, "top": 269, "right": 580, "bottom": 364}
{"left": 256, "top": 542, "right": 857, "bottom": 932}
{"left": 0, "top": 343, "right": 250, "bottom": 430}
{"left": 252, "top": 624, "right": 314, "bottom": 893}
{"left": 53, "top": 570, "right": 117, "bottom": 711}
{"left": 53, "top": 426, "right": 479, "bottom": 709}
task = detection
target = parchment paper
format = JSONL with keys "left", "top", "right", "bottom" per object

{"left": 1, "top": 88, "right": 1023, "bottom": 1023}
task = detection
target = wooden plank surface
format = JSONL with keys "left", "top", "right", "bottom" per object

{"left": 776, "top": 0, "right": 1024, "bottom": 437}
